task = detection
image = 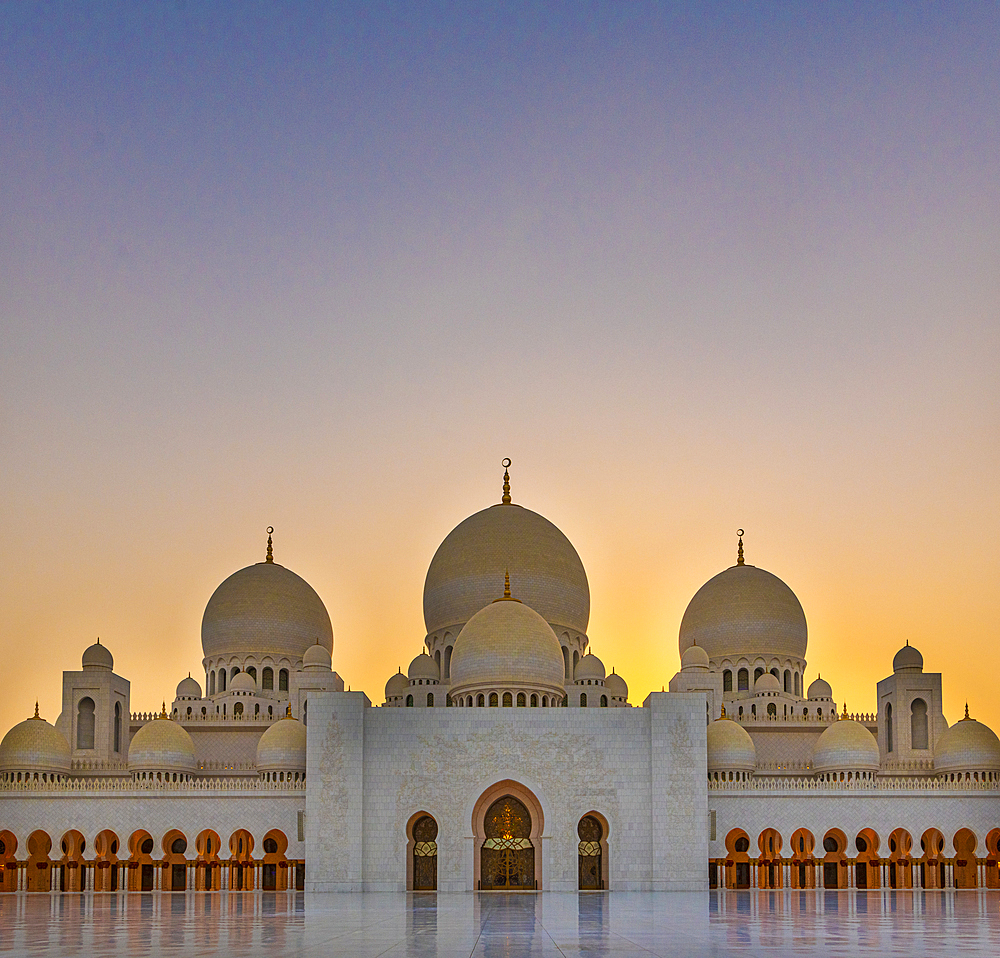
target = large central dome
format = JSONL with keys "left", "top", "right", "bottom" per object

{"left": 423, "top": 503, "right": 590, "bottom": 638}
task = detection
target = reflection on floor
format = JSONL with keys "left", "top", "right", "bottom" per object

{"left": 2, "top": 889, "right": 1000, "bottom": 956}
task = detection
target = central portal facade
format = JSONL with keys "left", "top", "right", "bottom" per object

{"left": 480, "top": 795, "right": 535, "bottom": 890}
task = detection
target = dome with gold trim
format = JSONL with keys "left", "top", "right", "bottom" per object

{"left": 934, "top": 709, "right": 1000, "bottom": 777}
{"left": 0, "top": 708, "right": 71, "bottom": 779}
{"left": 707, "top": 713, "right": 757, "bottom": 772}
{"left": 423, "top": 463, "right": 589, "bottom": 641}
{"left": 201, "top": 532, "right": 333, "bottom": 664}
{"left": 811, "top": 719, "right": 879, "bottom": 775}
{"left": 128, "top": 709, "right": 198, "bottom": 777}
{"left": 256, "top": 713, "right": 307, "bottom": 775}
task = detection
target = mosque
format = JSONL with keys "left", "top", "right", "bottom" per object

{"left": 2, "top": 462, "right": 999, "bottom": 894}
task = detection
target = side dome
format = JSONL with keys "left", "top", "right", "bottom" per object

{"left": 811, "top": 720, "right": 880, "bottom": 774}
{"left": 424, "top": 502, "right": 589, "bottom": 638}
{"left": 385, "top": 670, "right": 409, "bottom": 703}
{"left": 82, "top": 640, "right": 114, "bottom": 671}
{"left": 575, "top": 652, "right": 606, "bottom": 683}
{"left": 128, "top": 714, "right": 197, "bottom": 775}
{"left": 893, "top": 643, "right": 923, "bottom": 673}
{"left": 229, "top": 671, "right": 256, "bottom": 692}
{"left": 0, "top": 711, "right": 71, "bottom": 776}
{"left": 934, "top": 713, "right": 1000, "bottom": 776}
{"left": 302, "top": 643, "right": 332, "bottom": 671}
{"left": 450, "top": 598, "right": 566, "bottom": 697}
{"left": 605, "top": 670, "right": 628, "bottom": 701}
{"left": 808, "top": 676, "right": 832, "bottom": 700}
{"left": 176, "top": 675, "right": 202, "bottom": 699}
{"left": 679, "top": 563, "right": 807, "bottom": 665}
{"left": 680, "top": 644, "right": 710, "bottom": 671}
{"left": 755, "top": 672, "right": 781, "bottom": 693}
{"left": 202, "top": 560, "right": 333, "bottom": 663}
{"left": 408, "top": 651, "right": 440, "bottom": 683}
{"left": 256, "top": 715, "right": 306, "bottom": 773}
{"left": 707, "top": 717, "right": 756, "bottom": 772}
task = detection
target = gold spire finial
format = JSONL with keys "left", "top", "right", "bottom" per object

{"left": 501, "top": 458, "right": 512, "bottom": 504}
{"left": 504, "top": 567, "right": 511, "bottom": 598}
{"left": 96, "top": 636, "right": 100, "bottom": 645}
{"left": 160, "top": 702, "right": 167, "bottom": 719}
{"left": 720, "top": 703, "right": 727, "bottom": 719}
{"left": 266, "top": 526, "right": 274, "bottom": 563}
{"left": 286, "top": 703, "right": 292, "bottom": 718}
{"left": 964, "top": 702, "right": 970, "bottom": 720}
{"left": 33, "top": 701, "right": 40, "bottom": 719}
{"left": 842, "top": 702, "right": 848, "bottom": 719}
{"left": 736, "top": 529, "right": 745, "bottom": 566}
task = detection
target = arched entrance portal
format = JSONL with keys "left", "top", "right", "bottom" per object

{"left": 578, "top": 815, "right": 605, "bottom": 889}
{"left": 481, "top": 796, "right": 535, "bottom": 889}
{"left": 411, "top": 815, "right": 438, "bottom": 891}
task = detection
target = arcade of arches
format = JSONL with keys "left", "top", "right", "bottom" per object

{"left": 712, "top": 826, "right": 1000, "bottom": 891}
{"left": 0, "top": 827, "right": 303, "bottom": 893}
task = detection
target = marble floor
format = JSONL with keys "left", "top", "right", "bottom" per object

{"left": 2, "top": 889, "right": 1000, "bottom": 956}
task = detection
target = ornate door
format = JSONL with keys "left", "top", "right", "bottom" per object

{"left": 578, "top": 815, "right": 603, "bottom": 889}
{"left": 412, "top": 815, "right": 438, "bottom": 890}
{"left": 481, "top": 796, "right": 534, "bottom": 889}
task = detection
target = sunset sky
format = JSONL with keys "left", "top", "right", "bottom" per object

{"left": 2, "top": 2, "right": 998, "bottom": 736}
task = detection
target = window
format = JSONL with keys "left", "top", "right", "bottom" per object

{"left": 601, "top": 695, "right": 608, "bottom": 708}
{"left": 262, "top": 667, "right": 273, "bottom": 690}
{"left": 427, "top": 693, "right": 434, "bottom": 707}
{"left": 502, "top": 692, "right": 512, "bottom": 707}
{"left": 886, "top": 703, "right": 893, "bottom": 752}
{"left": 770, "top": 668, "right": 779, "bottom": 681}
{"left": 723, "top": 670, "right": 733, "bottom": 692}
{"left": 754, "top": 667, "right": 764, "bottom": 684}
{"left": 477, "top": 694, "right": 485, "bottom": 707}
{"left": 444, "top": 645, "right": 453, "bottom": 680}
{"left": 209, "top": 672, "right": 216, "bottom": 695}
{"left": 580, "top": 693, "right": 588, "bottom": 707}
{"left": 738, "top": 669, "right": 749, "bottom": 691}
{"left": 911, "top": 699, "right": 928, "bottom": 749}
{"left": 489, "top": 692, "right": 499, "bottom": 707}
{"left": 219, "top": 670, "right": 226, "bottom": 692}
{"left": 187, "top": 707, "right": 193, "bottom": 717}
{"left": 794, "top": 673, "right": 801, "bottom": 696}
{"left": 784, "top": 670, "right": 791, "bottom": 693}
{"left": 517, "top": 692, "right": 526, "bottom": 707}
{"left": 231, "top": 667, "right": 240, "bottom": 679}
{"left": 77, "top": 698, "right": 95, "bottom": 750}
{"left": 406, "top": 695, "right": 414, "bottom": 707}
{"left": 767, "top": 703, "right": 776, "bottom": 718}
{"left": 279, "top": 669, "right": 289, "bottom": 692}
{"left": 247, "top": 667, "right": 257, "bottom": 683}
{"left": 234, "top": 703, "right": 243, "bottom": 718}
{"left": 530, "top": 694, "right": 538, "bottom": 707}
{"left": 113, "top": 702, "right": 121, "bottom": 753}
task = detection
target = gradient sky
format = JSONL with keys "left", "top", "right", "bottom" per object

{"left": 2, "top": 2, "right": 998, "bottom": 736}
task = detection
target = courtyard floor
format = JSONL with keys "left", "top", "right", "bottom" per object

{"left": 1, "top": 889, "right": 999, "bottom": 956}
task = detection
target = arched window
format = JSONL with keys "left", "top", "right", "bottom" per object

{"left": 794, "top": 673, "right": 801, "bottom": 696}
{"left": 209, "top": 672, "right": 216, "bottom": 695}
{"left": 517, "top": 692, "right": 526, "bottom": 707}
{"left": 76, "top": 698, "right": 95, "bottom": 750}
{"left": 231, "top": 667, "right": 240, "bottom": 680}
{"left": 886, "top": 703, "right": 893, "bottom": 752}
{"left": 406, "top": 695, "right": 414, "bottom": 707}
{"left": 303, "top": 700, "right": 308, "bottom": 726}
{"left": 784, "top": 670, "right": 791, "bottom": 693}
{"left": 279, "top": 669, "right": 289, "bottom": 692}
{"left": 723, "top": 670, "right": 733, "bottom": 692}
{"left": 580, "top": 693, "right": 588, "bottom": 707}
{"left": 477, "top": 694, "right": 485, "bottom": 707}
{"left": 444, "top": 645, "right": 453, "bottom": 680}
{"left": 601, "top": 695, "right": 608, "bottom": 708}
{"left": 502, "top": 692, "right": 512, "bottom": 707}
{"left": 233, "top": 703, "right": 243, "bottom": 718}
{"left": 770, "top": 668, "right": 779, "bottom": 681}
{"left": 754, "top": 667, "right": 764, "bottom": 684}
{"left": 542, "top": 696, "right": 548, "bottom": 707}
{"left": 245, "top": 667, "right": 256, "bottom": 683}
{"left": 435, "top": 649, "right": 441, "bottom": 673}
{"left": 262, "top": 667, "right": 273, "bottom": 690}
{"left": 219, "top": 669, "right": 227, "bottom": 692}
{"left": 911, "top": 699, "right": 928, "bottom": 749}
{"left": 530, "top": 694, "right": 538, "bottom": 707}
{"left": 187, "top": 707, "right": 193, "bottom": 717}
{"left": 427, "top": 693, "right": 434, "bottom": 707}
{"left": 563, "top": 646, "right": 571, "bottom": 680}
{"left": 489, "top": 692, "right": 499, "bottom": 707}
{"left": 113, "top": 702, "right": 121, "bottom": 753}
{"left": 767, "top": 703, "right": 776, "bottom": 718}
{"left": 737, "top": 669, "right": 749, "bottom": 691}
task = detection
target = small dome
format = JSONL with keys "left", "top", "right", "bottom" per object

{"left": 82, "top": 640, "right": 114, "bottom": 671}
{"left": 893, "top": 643, "right": 923, "bottom": 673}
{"left": 807, "top": 676, "right": 832, "bottom": 700}
{"left": 302, "top": 643, "right": 332, "bottom": 671}
{"left": 202, "top": 560, "right": 333, "bottom": 663}
{"left": 575, "top": 652, "right": 606, "bottom": 683}
{"left": 128, "top": 715, "right": 197, "bottom": 774}
{"left": 679, "top": 564, "right": 807, "bottom": 664}
{"left": 605, "top": 670, "right": 628, "bottom": 701}
{"left": 934, "top": 714, "right": 1000, "bottom": 775}
{"left": 755, "top": 673, "right": 781, "bottom": 693}
{"left": 811, "top": 719, "right": 880, "bottom": 774}
{"left": 0, "top": 712, "right": 71, "bottom": 775}
{"left": 680, "top": 645, "right": 710, "bottom": 671}
{"left": 385, "top": 670, "right": 409, "bottom": 702}
{"left": 707, "top": 717, "right": 757, "bottom": 772}
{"left": 176, "top": 675, "right": 202, "bottom": 699}
{"left": 450, "top": 598, "right": 565, "bottom": 696}
{"left": 408, "top": 651, "right": 440, "bottom": 683}
{"left": 256, "top": 715, "right": 306, "bottom": 772}
{"left": 229, "top": 671, "right": 256, "bottom": 692}
{"left": 424, "top": 502, "right": 590, "bottom": 637}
